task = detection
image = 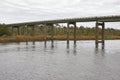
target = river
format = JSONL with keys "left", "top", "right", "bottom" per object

{"left": 0, "top": 40, "right": 120, "bottom": 80}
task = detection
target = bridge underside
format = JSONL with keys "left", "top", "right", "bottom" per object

{"left": 5, "top": 15, "right": 120, "bottom": 49}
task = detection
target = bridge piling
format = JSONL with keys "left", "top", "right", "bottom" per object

{"left": 95, "top": 21, "right": 105, "bottom": 49}
{"left": 32, "top": 25, "right": 35, "bottom": 45}
{"left": 73, "top": 22, "right": 77, "bottom": 47}
{"left": 23, "top": 26, "right": 26, "bottom": 35}
{"left": 67, "top": 23, "right": 70, "bottom": 48}
{"left": 12, "top": 26, "right": 20, "bottom": 36}
{"left": 44, "top": 25, "right": 47, "bottom": 48}
{"left": 95, "top": 21, "right": 99, "bottom": 48}
{"left": 102, "top": 22, "right": 105, "bottom": 49}
{"left": 25, "top": 25, "right": 28, "bottom": 45}
{"left": 51, "top": 24, "right": 54, "bottom": 48}
{"left": 17, "top": 26, "right": 20, "bottom": 35}
{"left": 67, "top": 22, "right": 77, "bottom": 47}
{"left": 11, "top": 26, "right": 14, "bottom": 36}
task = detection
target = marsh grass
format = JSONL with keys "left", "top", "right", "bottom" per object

{"left": 0, "top": 35, "right": 120, "bottom": 43}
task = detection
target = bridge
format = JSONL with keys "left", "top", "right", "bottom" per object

{"left": 5, "top": 15, "right": 120, "bottom": 49}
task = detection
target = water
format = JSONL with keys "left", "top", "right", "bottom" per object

{"left": 0, "top": 40, "right": 120, "bottom": 80}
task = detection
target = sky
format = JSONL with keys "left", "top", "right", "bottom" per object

{"left": 0, "top": 0, "right": 120, "bottom": 29}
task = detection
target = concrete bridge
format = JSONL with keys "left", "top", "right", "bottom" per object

{"left": 5, "top": 15, "right": 120, "bottom": 49}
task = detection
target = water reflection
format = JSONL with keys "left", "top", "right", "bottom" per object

{"left": 26, "top": 41, "right": 28, "bottom": 45}
{"left": 31, "top": 45, "right": 36, "bottom": 51}
{"left": 66, "top": 46, "right": 77, "bottom": 56}
{"left": 95, "top": 48, "right": 105, "bottom": 56}
{"left": 17, "top": 47, "right": 21, "bottom": 51}
{"left": 73, "top": 47, "right": 77, "bottom": 56}
{"left": 93, "top": 51, "right": 108, "bottom": 80}
{"left": 66, "top": 48, "right": 70, "bottom": 54}
{"left": 0, "top": 40, "right": 120, "bottom": 80}
{"left": 25, "top": 41, "right": 35, "bottom": 45}
{"left": 32, "top": 41, "right": 35, "bottom": 45}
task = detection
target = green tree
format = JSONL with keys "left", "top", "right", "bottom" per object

{"left": 0, "top": 25, "right": 12, "bottom": 36}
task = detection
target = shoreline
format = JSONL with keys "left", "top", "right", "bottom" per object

{"left": 0, "top": 35, "right": 120, "bottom": 43}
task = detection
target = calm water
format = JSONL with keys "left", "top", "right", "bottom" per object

{"left": 0, "top": 40, "right": 120, "bottom": 80}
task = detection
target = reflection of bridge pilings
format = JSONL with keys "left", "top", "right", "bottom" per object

{"left": 73, "top": 47, "right": 77, "bottom": 56}
{"left": 66, "top": 46, "right": 77, "bottom": 56}
{"left": 95, "top": 48, "right": 105, "bottom": 56}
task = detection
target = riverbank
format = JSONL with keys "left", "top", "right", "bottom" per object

{"left": 0, "top": 35, "right": 120, "bottom": 43}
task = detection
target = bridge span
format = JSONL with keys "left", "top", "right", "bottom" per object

{"left": 5, "top": 15, "right": 120, "bottom": 49}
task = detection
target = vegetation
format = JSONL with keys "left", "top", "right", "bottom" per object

{"left": 0, "top": 24, "right": 120, "bottom": 43}
{"left": 0, "top": 24, "right": 12, "bottom": 36}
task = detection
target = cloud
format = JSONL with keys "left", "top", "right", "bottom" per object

{"left": 0, "top": 0, "right": 120, "bottom": 28}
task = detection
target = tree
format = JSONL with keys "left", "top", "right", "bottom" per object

{"left": 0, "top": 25, "right": 12, "bottom": 36}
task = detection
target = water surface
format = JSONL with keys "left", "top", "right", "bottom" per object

{"left": 0, "top": 40, "right": 120, "bottom": 80}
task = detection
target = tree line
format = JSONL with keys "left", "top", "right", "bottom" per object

{"left": 0, "top": 24, "right": 120, "bottom": 37}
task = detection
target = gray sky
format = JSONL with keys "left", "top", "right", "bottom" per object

{"left": 0, "top": 0, "right": 120, "bottom": 29}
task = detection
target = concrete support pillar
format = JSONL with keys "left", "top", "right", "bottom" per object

{"left": 23, "top": 26, "right": 26, "bottom": 35}
{"left": 67, "top": 22, "right": 77, "bottom": 48}
{"left": 11, "top": 26, "right": 14, "bottom": 36}
{"left": 17, "top": 26, "right": 20, "bottom": 35}
{"left": 32, "top": 26, "right": 35, "bottom": 36}
{"left": 73, "top": 22, "right": 77, "bottom": 47}
{"left": 44, "top": 25, "right": 47, "bottom": 48}
{"left": 67, "top": 23, "right": 70, "bottom": 48}
{"left": 32, "top": 25, "right": 35, "bottom": 45}
{"left": 26, "top": 25, "right": 28, "bottom": 35}
{"left": 26, "top": 25, "right": 28, "bottom": 45}
{"left": 102, "top": 22, "right": 105, "bottom": 49}
{"left": 51, "top": 24, "right": 54, "bottom": 48}
{"left": 95, "top": 21, "right": 105, "bottom": 49}
{"left": 95, "top": 21, "right": 99, "bottom": 48}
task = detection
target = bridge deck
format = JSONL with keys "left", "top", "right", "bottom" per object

{"left": 6, "top": 15, "right": 120, "bottom": 26}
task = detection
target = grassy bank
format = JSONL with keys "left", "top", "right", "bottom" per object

{"left": 0, "top": 35, "right": 120, "bottom": 43}
{"left": 0, "top": 35, "right": 45, "bottom": 43}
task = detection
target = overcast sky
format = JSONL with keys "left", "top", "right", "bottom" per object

{"left": 0, "top": 0, "right": 120, "bottom": 28}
